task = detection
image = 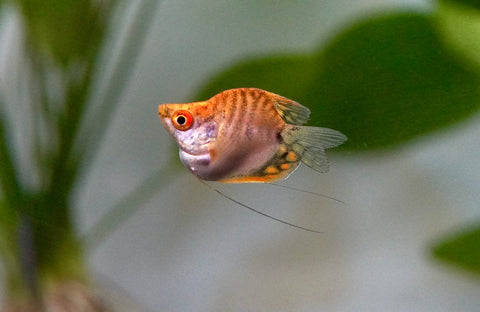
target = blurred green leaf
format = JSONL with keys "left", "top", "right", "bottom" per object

{"left": 195, "top": 13, "right": 480, "bottom": 150}
{"left": 435, "top": 0, "right": 480, "bottom": 70}
{"left": 311, "top": 13, "right": 480, "bottom": 149}
{"left": 450, "top": 0, "right": 480, "bottom": 10}
{"left": 0, "top": 0, "right": 164, "bottom": 307}
{"left": 429, "top": 1, "right": 480, "bottom": 276}
{"left": 432, "top": 223, "right": 480, "bottom": 275}
{"left": 196, "top": 54, "right": 319, "bottom": 101}
{"left": 0, "top": 200, "right": 17, "bottom": 254}
{"left": 0, "top": 102, "right": 22, "bottom": 211}
{"left": 14, "top": 0, "right": 114, "bottom": 66}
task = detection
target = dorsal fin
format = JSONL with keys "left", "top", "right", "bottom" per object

{"left": 272, "top": 97, "right": 311, "bottom": 125}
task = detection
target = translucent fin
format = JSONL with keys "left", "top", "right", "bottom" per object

{"left": 273, "top": 98, "right": 311, "bottom": 125}
{"left": 282, "top": 125, "right": 347, "bottom": 173}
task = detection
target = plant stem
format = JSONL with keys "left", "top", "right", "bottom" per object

{"left": 0, "top": 98, "right": 23, "bottom": 211}
{"left": 76, "top": 0, "right": 162, "bottom": 175}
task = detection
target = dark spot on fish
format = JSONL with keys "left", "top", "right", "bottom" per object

{"left": 199, "top": 158, "right": 210, "bottom": 166}
{"left": 276, "top": 131, "right": 283, "bottom": 143}
{"left": 204, "top": 115, "right": 215, "bottom": 122}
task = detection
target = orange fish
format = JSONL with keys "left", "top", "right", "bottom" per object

{"left": 158, "top": 88, "right": 346, "bottom": 183}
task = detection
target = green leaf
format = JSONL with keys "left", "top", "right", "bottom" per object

{"left": 195, "top": 54, "right": 320, "bottom": 101}
{"left": 0, "top": 101, "right": 22, "bottom": 211}
{"left": 14, "top": 0, "right": 115, "bottom": 67}
{"left": 0, "top": 199, "right": 18, "bottom": 253}
{"left": 195, "top": 13, "right": 480, "bottom": 151}
{"left": 311, "top": 13, "right": 480, "bottom": 149}
{"left": 432, "top": 223, "right": 480, "bottom": 276}
{"left": 435, "top": 0, "right": 480, "bottom": 70}
{"left": 448, "top": 0, "right": 480, "bottom": 11}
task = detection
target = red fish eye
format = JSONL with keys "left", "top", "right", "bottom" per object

{"left": 172, "top": 110, "right": 193, "bottom": 130}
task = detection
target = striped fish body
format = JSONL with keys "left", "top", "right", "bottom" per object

{"left": 158, "top": 88, "right": 346, "bottom": 183}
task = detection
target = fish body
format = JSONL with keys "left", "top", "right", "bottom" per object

{"left": 158, "top": 88, "right": 346, "bottom": 183}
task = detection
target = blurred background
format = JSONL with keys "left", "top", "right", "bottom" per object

{"left": 1, "top": 0, "right": 480, "bottom": 311}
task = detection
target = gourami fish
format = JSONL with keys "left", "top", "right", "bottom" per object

{"left": 158, "top": 88, "right": 347, "bottom": 183}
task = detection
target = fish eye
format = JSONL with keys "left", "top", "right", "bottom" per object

{"left": 172, "top": 110, "right": 193, "bottom": 130}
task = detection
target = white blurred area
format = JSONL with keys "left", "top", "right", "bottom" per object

{"left": 3, "top": 0, "right": 480, "bottom": 311}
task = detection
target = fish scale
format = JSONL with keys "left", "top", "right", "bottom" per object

{"left": 158, "top": 88, "right": 347, "bottom": 183}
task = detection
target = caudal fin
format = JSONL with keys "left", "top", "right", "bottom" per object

{"left": 281, "top": 125, "right": 347, "bottom": 173}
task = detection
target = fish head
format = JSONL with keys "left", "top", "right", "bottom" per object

{"left": 158, "top": 101, "right": 218, "bottom": 158}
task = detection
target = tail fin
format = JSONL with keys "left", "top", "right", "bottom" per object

{"left": 281, "top": 125, "right": 347, "bottom": 173}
